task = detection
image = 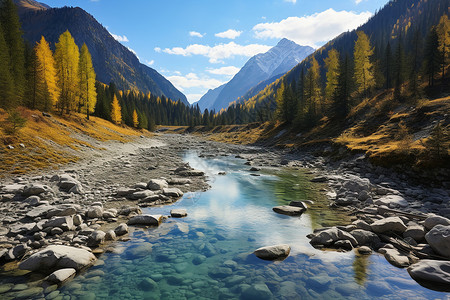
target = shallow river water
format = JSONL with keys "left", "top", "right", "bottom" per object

{"left": 3, "top": 152, "right": 450, "bottom": 299}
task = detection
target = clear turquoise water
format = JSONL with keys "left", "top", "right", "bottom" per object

{"left": 2, "top": 152, "right": 450, "bottom": 299}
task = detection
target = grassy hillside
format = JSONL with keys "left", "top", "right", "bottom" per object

{"left": 0, "top": 107, "right": 149, "bottom": 177}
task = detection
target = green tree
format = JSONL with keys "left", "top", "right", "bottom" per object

{"left": 0, "top": 0, "right": 25, "bottom": 106}
{"left": 393, "top": 36, "right": 406, "bottom": 101}
{"left": 0, "top": 21, "right": 14, "bottom": 109}
{"left": 304, "top": 57, "right": 321, "bottom": 123}
{"left": 331, "top": 54, "right": 351, "bottom": 120}
{"left": 383, "top": 42, "right": 393, "bottom": 89}
{"left": 424, "top": 27, "right": 440, "bottom": 87}
{"left": 354, "top": 31, "right": 375, "bottom": 94}
{"left": 78, "top": 43, "right": 97, "bottom": 119}
{"left": 436, "top": 14, "right": 449, "bottom": 80}
{"left": 3, "top": 109, "right": 27, "bottom": 135}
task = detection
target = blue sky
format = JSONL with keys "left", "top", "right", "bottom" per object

{"left": 42, "top": 0, "right": 389, "bottom": 103}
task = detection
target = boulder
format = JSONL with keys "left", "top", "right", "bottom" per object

{"left": 87, "top": 207, "right": 103, "bottom": 219}
{"left": 163, "top": 188, "right": 184, "bottom": 197}
{"left": 350, "top": 229, "right": 380, "bottom": 246}
{"left": 170, "top": 209, "right": 187, "bottom": 218}
{"left": 407, "top": 260, "right": 450, "bottom": 286}
{"left": 352, "top": 220, "right": 372, "bottom": 231}
{"left": 26, "top": 205, "right": 54, "bottom": 218}
{"left": 382, "top": 248, "right": 410, "bottom": 268}
{"left": 22, "top": 184, "right": 52, "bottom": 197}
{"left": 57, "top": 174, "right": 82, "bottom": 192}
{"left": 87, "top": 231, "right": 106, "bottom": 247}
{"left": 2, "top": 183, "right": 25, "bottom": 194}
{"left": 424, "top": 215, "right": 450, "bottom": 231}
{"left": 105, "top": 230, "right": 116, "bottom": 241}
{"left": 43, "top": 216, "right": 74, "bottom": 231}
{"left": 128, "top": 215, "right": 163, "bottom": 226}
{"left": 371, "top": 217, "right": 407, "bottom": 234}
{"left": 253, "top": 244, "right": 291, "bottom": 260}
{"left": 374, "top": 195, "right": 408, "bottom": 208}
{"left": 116, "top": 188, "right": 137, "bottom": 197}
{"left": 272, "top": 205, "right": 305, "bottom": 216}
{"left": 403, "top": 224, "right": 426, "bottom": 242}
{"left": 47, "top": 268, "right": 76, "bottom": 284}
{"left": 310, "top": 227, "right": 358, "bottom": 247}
{"left": 129, "top": 190, "right": 155, "bottom": 200}
{"left": 114, "top": 223, "right": 128, "bottom": 236}
{"left": 146, "top": 179, "right": 168, "bottom": 191}
{"left": 19, "top": 245, "right": 96, "bottom": 271}
{"left": 425, "top": 225, "right": 450, "bottom": 259}
{"left": 46, "top": 206, "right": 77, "bottom": 218}
{"left": 73, "top": 215, "right": 83, "bottom": 226}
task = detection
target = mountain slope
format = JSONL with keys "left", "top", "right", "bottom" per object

{"left": 196, "top": 39, "right": 313, "bottom": 111}
{"left": 15, "top": 1, "right": 188, "bottom": 105}
{"left": 243, "top": 0, "right": 448, "bottom": 110}
{"left": 195, "top": 84, "right": 226, "bottom": 111}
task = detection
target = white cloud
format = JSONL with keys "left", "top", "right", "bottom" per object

{"left": 161, "top": 42, "right": 271, "bottom": 63}
{"left": 189, "top": 31, "right": 204, "bottom": 38}
{"left": 154, "top": 47, "right": 162, "bottom": 53}
{"left": 110, "top": 33, "right": 129, "bottom": 43}
{"left": 146, "top": 60, "right": 154, "bottom": 66}
{"left": 167, "top": 72, "right": 225, "bottom": 92}
{"left": 284, "top": 0, "right": 296, "bottom": 3}
{"left": 253, "top": 8, "right": 372, "bottom": 47}
{"left": 355, "top": 0, "right": 365, "bottom": 4}
{"left": 215, "top": 29, "right": 243, "bottom": 39}
{"left": 207, "top": 66, "right": 240, "bottom": 77}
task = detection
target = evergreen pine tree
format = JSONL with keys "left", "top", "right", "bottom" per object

{"left": 331, "top": 54, "right": 351, "bottom": 120}
{"left": 424, "top": 27, "right": 440, "bottom": 87}
{"left": 0, "top": 21, "right": 14, "bottom": 109}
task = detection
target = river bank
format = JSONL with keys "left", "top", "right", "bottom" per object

{"left": 0, "top": 133, "right": 449, "bottom": 298}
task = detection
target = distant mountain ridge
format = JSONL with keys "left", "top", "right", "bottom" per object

{"left": 195, "top": 38, "right": 314, "bottom": 111}
{"left": 14, "top": 0, "right": 189, "bottom": 105}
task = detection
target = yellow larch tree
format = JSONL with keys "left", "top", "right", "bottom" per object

{"left": 110, "top": 94, "right": 122, "bottom": 125}
{"left": 132, "top": 109, "right": 139, "bottom": 127}
{"left": 436, "top": 14, "right": 449, "bottom": 78}
{"left": 354, "top": 31, "right": 375, "bottom": 94}
{"left": 324, "top": 48, "right": 340, "bottom": 103}
{"left": 55, "top": 30, "right": 79, "bottom": 114}
{"left": 305, "top": 56, "right": 322, "bottom": 116}
{"left": 35, "top": 36, "right": 60, "bottom": 110}
{"left": 78, "top": 43, "right": 97, "bottom": 119}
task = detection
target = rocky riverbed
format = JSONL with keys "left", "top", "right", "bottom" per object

{"left": 0, "top": 133, "right": 449, "bottom": 298}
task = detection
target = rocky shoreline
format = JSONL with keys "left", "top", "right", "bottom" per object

{"left": 1, "top": 133, "right": 449, "bottom": 297}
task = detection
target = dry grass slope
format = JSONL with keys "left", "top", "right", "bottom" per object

{"left": 0, "top": 107, "right": 149, "bottom": 177}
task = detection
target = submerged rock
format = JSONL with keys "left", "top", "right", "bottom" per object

{"left": 272, "top": 205, "right": 305, "bottom": 216}
{"left": 19, "top": 245, "right": 96, "bottom": 271}
{"left": 170, "top": 209, "right": 187, "bottom": 218}
{"left": 253, "top": 244, "right": 290, "bottom": 260}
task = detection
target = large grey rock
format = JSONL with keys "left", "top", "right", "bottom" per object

{"left": 2, "top": 183, "right": 25, "bottom": 194}
{"left": 128, "top": 215, "right": 163, "bottom": 226}
{"left": 403, "top": 224, "right": 426, "bottom": 242}
{"left": 342, "top": 177, "right": 370, "bottom": 193}
{"left": 273, "top": 205, "right": 305, "bottom": 216}
{"left": 19, "top": 245, "right": 96, "bottom": 271}
{"left": 381, "top": 248, "right": 410, "bottom": 268}
{"left": 8, "top": 222, "right": 36, "bottom": 235}
{"left": 407, "top": 260, "right": 450, "bottom": 286}
{"left": 163, "top": 188, "right": 184, "bottom": 197}
{"left": 43, "top": 216, "right": 74, "bottom": 231}
{"left": 87, "top": 231, "right": 106, "bottom": 247}
{"left": 22, "top": 184, "right": 52, "bottom": 197}
{"left": 424, "top": 215, "right": 450, "bottom": 231}
{"left": 114, "top": 223, "right": 128, "bottom": 236}
{"left": 350, "top": 229, "right": 380, "bottom": 246}
{"left": 57, "top": 174, "right": 82, "bottom": 193}
{"left": 146, "top": 179, "right": 168, "bottom": 191}
{"left": 371, "top": 217, "right": 407, "bottom": 234}
{"left": 310, "top": 227, "right": 358, "bottom": 247}
{"left": 46, "top": 205, "right": 78, "bottom": 218}
{"left": 374, "top": 195, "right": 408, "bottom": 208}
{"left": 254, "top": 244, "right": 290, "bottom": 260}
{"left": 47, "top": 268, "right": 76, "bottom": 284}
{"left": 26, "top": 205, "right": 54, "bottom": 218}
{"left": 170, "top": 209, "right": 187, "bottom": 218}
{"left": 87, "top": 207, "right": 103, "bottom": 219}
{"left": 425, "top": 225, "right": 450, "bottom": 259}
{"left": 129, "top": 190, "right": 155, "bottom": 200}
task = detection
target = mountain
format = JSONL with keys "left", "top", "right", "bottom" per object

{"left": 195, "top": 84, "right": 226, "bottom": 111}
{"left": 195, "top": 38, "right": 314, "bottom": 111}
{"left": 14, "top": 0, "right": 189, "bottom": 105}
{"left": 243, "top": 0, "right": 448, "bottom": 111}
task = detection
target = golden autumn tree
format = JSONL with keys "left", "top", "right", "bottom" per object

{"left": 110, "top": 94, "right": 122, "bottom": 125}
{"left": 305, "top": 56, "right": 322, "bottom": 117}
{"left": 55, "top": 30, "right": 79, "bottom": 114}
{"left": 436, "top": 14, "right": 449, "bottom": 79}
{"left": 78, "top": 43, "right": 97, "bottom": 119}
{"left": 354, "top": 31, "right": 375, "bottom": 94}
{"left": 324, "top": 48, "right": 340, "bottom": 103}
{"left": 132, "top": 109, "right": 139, "bottom": 127}
{"left": 35, "top": 36, "right": 60, "bottom": 110}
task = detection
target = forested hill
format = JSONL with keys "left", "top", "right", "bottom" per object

{"left": 241, "top": 0, "right": 449, "bottom": 110}
{"left": 15, "top": 2, "right": 189, "bottom": 105}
